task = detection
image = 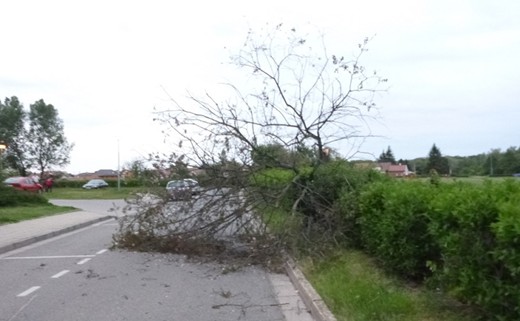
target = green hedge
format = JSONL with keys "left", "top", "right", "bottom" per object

{"left": 357, "top": 179, "right": 520, "bottom": 320}
{"left": 428, "top": 180, "right": 520, "bottom": 320}
{"left": 255, "top": 161, "right": 383, "bottom": 247}
{"left": 0, "top": 186, "right": 49, "bottom": 207}
{"left": 359, "top": 180, "right": 440, "bottom": 280}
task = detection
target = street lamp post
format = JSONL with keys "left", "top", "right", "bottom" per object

{"left": 117, "top": 139, "right": 121, "bottom": 191}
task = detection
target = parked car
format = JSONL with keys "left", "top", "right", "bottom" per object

{"left": 82, "top": 179, "right": 109, "bottom": 189}
{"left": 3, "top": 176, "right": 43, "bottom": 193}
{"left": 166, "top": 179, "right": 201, "bottom": 200}
{"left": 183, "top": 178, "right": 202, "bottom": 195}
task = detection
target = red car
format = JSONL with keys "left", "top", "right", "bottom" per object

{"left": 3, "top": 177, "right": 43, "bottom": 193}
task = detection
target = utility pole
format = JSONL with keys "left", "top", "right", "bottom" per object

{"left": 489, "top": 154, "right": 494, "bottom": 177}
{"left": 117, "top": 139, "right": 121, "bottom": 191}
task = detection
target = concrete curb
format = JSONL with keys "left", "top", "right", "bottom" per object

{"left": 285, "top": 257, "right": 338, "bottom": 321}
{"left": 0, "top": 215, "right": 114, "bottom": 255}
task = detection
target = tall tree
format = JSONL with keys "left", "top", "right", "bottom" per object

{"left": 426, "top": 143, "right": 449, "bottom": 175}
{"left": 501, "top": 146, "right": 520, "bottom": 175}
{"left": 378, "top": 146, "right": 396, "bottom": 164}
{"left": 26, "top": 99, "right": 73, "bottom": 178}
{"left": 0, "top": 96, "right": 30, "bottom": 175}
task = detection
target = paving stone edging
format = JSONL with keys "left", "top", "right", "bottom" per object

{"left": 285, "top": 257, "right": 338, "bottom": 321}
{"left": 0, "top": 215, "right": 114, "bottom": 255}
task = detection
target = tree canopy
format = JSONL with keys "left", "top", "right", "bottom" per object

{"left": 0, "top": 96, "right": 73, "bottom": 177}
{"left": 426, "top": 143, "right": 450, "bottom": 175}
{"left": 378, "top": 146, "right": 396, "bottom": 164}
{"left": 0, "top": 96, "right": 29, "bottom": 175}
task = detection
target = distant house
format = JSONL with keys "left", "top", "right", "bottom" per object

{"left": 95, "top": 169, "right": 118, "bottom": 179}
{"left": 377, "top": 162, "right": 412, "bottom": 177}
{"left": 75, "top": 169, "right": 118, "bottom": 180}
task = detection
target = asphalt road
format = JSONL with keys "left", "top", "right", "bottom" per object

{"left": 0, "top": 199, "right": 314, "bottom": 321}
{"left": 49, "top": 199, "right": 128, "bottom": 216}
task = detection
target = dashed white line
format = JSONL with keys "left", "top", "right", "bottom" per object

{"left": 51, "top": 270, "right": 70, "bottom": 279}
{"left": 77, "top": 258, "right": 91, "bottom": 265}
{"left": 4, "top": 255, "right": 95, "bottom": 260}
{"left": 96, "top": 249, "right": 108, "bottom": 255}
{"left": 17, "top": 286, "right": 41, "bottom": 297}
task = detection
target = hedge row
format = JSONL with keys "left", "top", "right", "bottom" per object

{"left": 358, "top": 179, "right": 520, "bottom": 320}
{"left": 0, "top": 186, "right": 49, "bottom": 207}
{"left": 253, "top": 161, "right": 384, "bottom": 247}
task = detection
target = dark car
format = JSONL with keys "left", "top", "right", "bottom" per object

{"left": 166, "top": 179, "right": 201, "bottom": 200}
{"left": 3, "top": 177, "right": 43, "bottom": 193}
{"left": 82, "top": 179, "right": 109, "bottom": 189}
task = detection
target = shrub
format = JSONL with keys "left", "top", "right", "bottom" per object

{"left": 250, "top": 161, "right": 380, "bottom": 252}
{"left": 250, "top": 168, "right": 296, "bottom": 189}
{"left": 251, "top": 168, "right": 298, "bottom": 208}
{"left": 358, "top": 180, "right": 440, "bottom": 280}
{"left": 0, "top": 186, "right": 49, "bottom": 207}
{"left": 285, "top": 161, "right": 383, "bottom": 249}
{"left": 429, "top": 180, "right": 520, "bottom": 320}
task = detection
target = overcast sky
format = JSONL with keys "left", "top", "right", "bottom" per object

{"left": 1, "top": 0, "right": 519, "bottom": 174}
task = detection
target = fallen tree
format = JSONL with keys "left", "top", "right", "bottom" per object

{"left": 113, "top": 24, "right": 386, "bottom": 267}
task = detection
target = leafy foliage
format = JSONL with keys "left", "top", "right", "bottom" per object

{"left": 27, "top": 99, "right": 73, "bottom": 177}
{"left": 357, "top": 178, "right": 520, "bottom": 320}
{"left": 378, "top": 146, "right": 396, "bottom": 164}
{"left": 359, "top": 180, "right": 440, "bottom": 280}
{"left": 0, "top": 96, "right": 73, "bottom": 176}
{"left": 426, "top": 144, "right": 450, "bottom": 175}
{"left": 0, "top": 185, "right": 48, "bottom": 207}
{"left": 0, "top": 96, "right": 29, "bottom": 175}
{"left": 428, "top": 180, "right": 520, "bottom": 320}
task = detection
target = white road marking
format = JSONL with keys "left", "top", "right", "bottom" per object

{"left": 96, "top": 249, "right": 108, "bottom": 255}
{"left": 17, "top": 286, "right": 41, "bottom": 297}
{"left": 8, "top": 294, "right": 38, "bottom": 321}
{"left": 77, "top": 258, "right": 91, "bottom": 265}
{"left": 51, "top": 270, "right": 70, "bottom": 279}
{"left": 3, "top": 255, "right": 95, "bottom": 260}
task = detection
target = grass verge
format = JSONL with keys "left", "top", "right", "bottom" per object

{"left": 301, "top": 249, "right": 475, "bottom": 321}
{"left": 43, "top": 187, "right": 146, "bottom": 199}
{"left": 0, "top": 204, "right": 77, "bottom": 225}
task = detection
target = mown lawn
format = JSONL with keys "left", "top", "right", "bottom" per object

{"left": 43, "top": 187, "right": 147, "bottom": 199}
{"left": 0, "top": 187, "right": 147, "bottom": 225}
{"left": 0, "top": 204, "right": 77, "bottom": 225}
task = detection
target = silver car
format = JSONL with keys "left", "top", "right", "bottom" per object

{"left": 166, "top": 179, "right": 201, "bottom": 200}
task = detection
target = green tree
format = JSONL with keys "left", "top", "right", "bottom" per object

{"left": 251, "top": 143, "right": 288, "bottom": 168}
{"left": 26, "top": 99, "right": 73, "bottom": 178}
{"left": 426, "top": 144, "right": 449, "bottom": 175}
{"left": 452, "top": 154, "right": 487, "bottom": 176}
{"left": 501, "top": 146, "right": 520, "bottom": 175}
{"left": 485, "top": 149, "right": 501, "bottom": 176}
{"left": 251, "top": 143, "right": 316, "bottom": 168}
{"left": 0, "top": 96, "right": 30, "bottom": 176}
{"left": 378, "top": 146, "right": 396, "bottom": 164}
